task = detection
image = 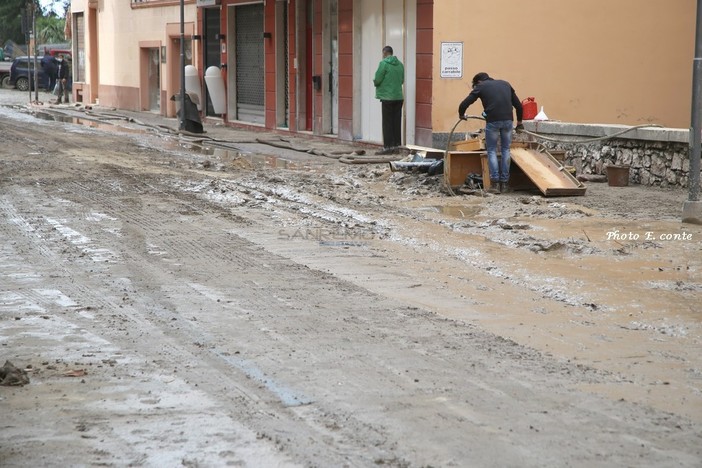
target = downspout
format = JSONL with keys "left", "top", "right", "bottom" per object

{"left": 683, "top": 0, "right": 702, "bottom": 224}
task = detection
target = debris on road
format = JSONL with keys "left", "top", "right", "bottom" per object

{"left": 0, "top": 361, "right": 30, "bottom": 386}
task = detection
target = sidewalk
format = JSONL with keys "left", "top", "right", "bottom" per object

{"left": 29, "top": 92, "right": 374, "bottom": 160}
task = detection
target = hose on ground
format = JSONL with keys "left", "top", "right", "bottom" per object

{"left": 444, "top": 115, "right": 485, "bottom": 196}
{"left": 520, "top": 124, "right": 663, "bottom": 144}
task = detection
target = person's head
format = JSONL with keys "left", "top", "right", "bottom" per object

{"left": 472, "top": 72, "right": 490, "bottom": 88}
{"left": 382, "top": 46, "right": 394, "bottom": 58}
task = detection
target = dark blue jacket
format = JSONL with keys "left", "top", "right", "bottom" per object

{"left": 459, "top": 78, "right": 523, "bottom": 123}
{"left": 41, "top": 55, "right": 58, "bottom": 77}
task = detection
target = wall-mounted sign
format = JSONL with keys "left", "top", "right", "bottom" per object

{"left": 196, "top": 0, "right": 220, "bottom": 7}
{"left": 440, "top": 42, "right": 463, "bottom": 79}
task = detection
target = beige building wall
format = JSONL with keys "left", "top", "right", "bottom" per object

{"left": 71, "top": 0, "right": 197, "bottom": 113}
{"left": 433, "top": 0, "right": 695, "bottom": 133}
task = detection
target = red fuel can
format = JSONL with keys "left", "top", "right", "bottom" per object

{"left": 522, "top": 97, "right": 538, "bottom": 120}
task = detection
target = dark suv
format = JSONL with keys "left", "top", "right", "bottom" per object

{"left": 9, "top": 56, "right": 50, "bottom": 92}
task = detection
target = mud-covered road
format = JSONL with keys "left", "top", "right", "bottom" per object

{"left": 1, "top": 91, "right": 701, "bottom": 467}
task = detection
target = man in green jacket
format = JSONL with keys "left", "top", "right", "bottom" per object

{"left": 373, "top": 46, "right": 404, "bottom": 155}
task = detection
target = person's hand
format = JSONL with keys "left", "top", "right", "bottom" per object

{"left": 515, "top": 123, "right": 525, "bottom": 132}
{"left": 459, "top": 114, "right": 468, "bottom": 121}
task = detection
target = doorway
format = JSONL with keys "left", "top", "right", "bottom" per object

{"left": 323, "top": 0, "right": 338, "bottom": 135}
{"left": 203, "top": 8, "right": 221, "bottom": 117}
{"left": 304, "top": 0, "right": 313, "bottom": 130}
{"left": 227, "top": 3, "right": 264, "bottom": 124}
{"left": 148, "top": 48, "right": 160, "bottom": 112}
{"left": 358, "top": 0, "right": 416, "bottom": 146}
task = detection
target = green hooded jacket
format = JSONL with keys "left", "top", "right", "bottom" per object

{"left": 373, "top": 55, "right": 404, "bottom": 101}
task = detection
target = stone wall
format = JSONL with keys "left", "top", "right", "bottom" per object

{"left": 521, "top": 122, "right": 691, "bottom": 188}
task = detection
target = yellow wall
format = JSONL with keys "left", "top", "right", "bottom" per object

{"left": 433, "top": 0, "right": 695, "bottom": 133}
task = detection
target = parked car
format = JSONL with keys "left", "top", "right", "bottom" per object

{"left": 0, "top": 59, "right": 12, "bottom": 88}
{"left": 9, "top": 56, "right": 50, "bottom": 92}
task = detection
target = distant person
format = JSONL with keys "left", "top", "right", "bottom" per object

{"left": 373, "top": 46, "right": 404, "bottom": 155}
{"left": 56, "top": 56, "right": 70, "bottom": 104}
{"left": 458, "top": 72, "right": 524, "bottom": 194}
{"left": 41, "top": 55, "right": 58, "bottom": 93}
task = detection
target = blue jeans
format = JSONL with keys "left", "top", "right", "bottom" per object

{"left": 485, "top": 120, "right": 513, "bottom": 182}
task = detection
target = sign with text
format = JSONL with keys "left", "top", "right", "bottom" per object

{"left": 440, "top": 42, "right": 463, "bottom": 79}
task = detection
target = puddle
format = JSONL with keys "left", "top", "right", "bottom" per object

{"left": 32, "top": 110, "right": 147, "bottom": 134}
{"left": 418, "top": 205, "right": 482, "bottom": 218}
{"left": 26, "top": 107, "right": 331, "bottom": 172}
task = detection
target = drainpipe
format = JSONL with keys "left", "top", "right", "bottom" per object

{"left": 684, "top": 0, "right": 702, "bottom": 224}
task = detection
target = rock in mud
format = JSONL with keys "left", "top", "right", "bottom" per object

{"left": 0, "top": 360, "right": 30, "bottom": 386}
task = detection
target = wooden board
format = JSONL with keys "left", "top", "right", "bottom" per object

{"left": 405, "top": 144, "right": 446, "bottom": 160}
{"left": 510, "top": 148, "right": 587, "bottom": 196}
{"left": 445, "top": 151, "right": 489, "bottom": 187}
{"left": 450, "top": 138, "right": 484, "bottom": 152}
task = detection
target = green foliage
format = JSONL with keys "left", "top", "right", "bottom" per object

{"left": 0, "top": 0, "right": 66, "bottom": 48}
{"left": 0, "top": 0, "right": 30, "bottom": 45}
{"left": 36, "top": 16, "right": 65, "bottom": 44}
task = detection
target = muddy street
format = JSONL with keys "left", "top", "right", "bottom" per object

{"left": 1, "top": 93, "right": 701, "bottom": 467}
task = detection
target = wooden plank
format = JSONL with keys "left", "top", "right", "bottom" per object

{"left": 445, "top": 151, "right": 485, "bottom": 187}
{"left": 405, "top": 144, "right": 446, "bottom": 160}
{"left": 510, "top": 148, "right": 586, "bottom": 197}
{"left": 450, "top": 138, "right": 484, "bottom": 152}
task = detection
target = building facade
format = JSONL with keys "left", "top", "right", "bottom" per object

{"left": 69, "top": 0, "right": 694, "bottom": 149}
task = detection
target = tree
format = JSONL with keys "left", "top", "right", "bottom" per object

{"left": 0, "top": 0, "right": 39, "bottom": 46}
{"left": 36, "top": 15, "right": 65, "bottom": 44}
{"left": 1, "top": 0, "right": 67, "bottom": 53}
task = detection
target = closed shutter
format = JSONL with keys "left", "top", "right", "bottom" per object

{"left": 235, "top": 3, "right": 264, "bottom": 123}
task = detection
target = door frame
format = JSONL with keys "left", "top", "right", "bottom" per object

{"left": 139, "top": 41, "right": 161, "bottom": 112}
{"left": 354, "top": 0, "right": 416, "bottom": 146}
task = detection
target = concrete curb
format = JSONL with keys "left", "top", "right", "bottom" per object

{"left": 524, "top": 121, "right": 688, "bottom": 144}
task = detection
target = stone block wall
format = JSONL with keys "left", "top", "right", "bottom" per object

{"left": 522, "top": 122, "right": 691, "bottom": 188}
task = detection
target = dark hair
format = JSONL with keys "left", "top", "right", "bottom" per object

{"left": 383, "top": 46, "right": 394, "bottom": 55}
{"left": 472, "top": 72, "right": 490, "bottom": 86}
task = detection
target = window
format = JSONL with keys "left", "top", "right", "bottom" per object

{"left": 74, "top": 12, "right": 85, "bottom": 82}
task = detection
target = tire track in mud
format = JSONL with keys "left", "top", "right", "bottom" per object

{"left": 184, "top": 171, "right": 702, "bottom": 426}
{"left": 56, "top": 173, "right": 702, "bottom": 468}
{"left": 1, "top": 179, "right": 685, "bottom": 467}
{"left": 1, "top": 214, "right": 332, "bottom": 464}
{"left": 0, "top": 182, "right": 420, "bottom": 465}
{"left": 3, "top": 113, "right": 701, "bottom": 465}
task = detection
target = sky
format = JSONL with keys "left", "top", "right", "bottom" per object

{"left": 40, "top": 0, "right": 66, "bottom": 17}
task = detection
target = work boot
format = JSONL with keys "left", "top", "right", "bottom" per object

{"left": 375, "top": 147, "right": 394, "bottom": 156}
{"left": 487, "top": 180, "right": 501, "bottom": 194}
{"left": 500, "top": 181, "right": 512, "bottom": 193}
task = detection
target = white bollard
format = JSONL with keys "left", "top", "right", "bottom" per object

{"left": 204, "top": 66, "right": 226, "bottom": 115}
{"left": 184, "top": 65, "right": 202, "bottom": 111}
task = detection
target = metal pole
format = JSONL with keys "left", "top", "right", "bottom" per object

{"left": 690, "top": 0, "right": 702, "bottom": 202}
{"left": 26, "top": 4, "right": 31, "bottom": 103}
{"left": 33, "top": 6, "right": 38, "bottom": 102}
{"left": 179, "top": 0, "right": 186, "bottom": 130}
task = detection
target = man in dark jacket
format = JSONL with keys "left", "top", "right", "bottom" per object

{"left": 41, "top": 55, "right": 58, "bottom": 92}
{"left": 458, "top": 72, "right": 523, "bottom": 194}
{"left": 56, "top": 56, "right": 70, "bottom": 104}
{"left": 373, "top": 46, "right": 405, "bottom": 155}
